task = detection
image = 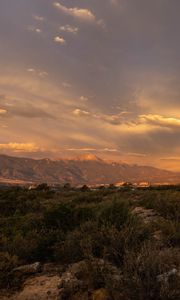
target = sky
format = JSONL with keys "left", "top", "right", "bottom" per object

{"left": 0, "top": 0, "right": 180, "bottom": 171}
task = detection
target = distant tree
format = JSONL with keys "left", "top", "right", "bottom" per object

{"left": 36, "top": 183, "right": 49, "bottom": 191}
{"left": 122, "top": 182, "right": 133, "bottom": 191}
{"left": 108, "top": 183, "right": 116, "bottom": 190}
{"left": 81, "top": 185, "right": 90, "bottom": 192}
{"left": 122, "top": 182, "right": 133, "bottom": 187}
{"left": 63, "top": 183, "right": 71, "bottom": 190}
{"left": 98, "top": 185, "right": 105, "bottom": 190}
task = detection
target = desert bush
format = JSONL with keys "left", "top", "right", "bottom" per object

{"left": 140, "top": 191, "right": 180, "bottom": 221}
{"left": 54, "top": 214, "right": 151, "bottom": 267}
{"left": 73, "top": 191, "right": 104, "bottom": 204}
{"left": 0, "top": 252, "right": 19, "bottom": 288}
{"left": 44, "top": 203, "right": 74, "bottom": 231}
{"left": 157, "top": 219, "right": 180, "bottom": 247}
{"left": 103, "top": 216, "right": 151, "bottom": 266}
{"left": 121, "top": 244, "right": 180, "bottom": 300}
{"left": 0, "top": 186, "right": 179, "bottom": 298}
{"left": 54, "top": 221, "right": 107, "bottom": 264}
{"left": 54, "top": 229, "right": 85, "bottom": 263}
{"left": 73, "top": 205, "right": 95, "bottom": 225}
{"left": 97, "top": 198, "right": 130, "bottom": 230}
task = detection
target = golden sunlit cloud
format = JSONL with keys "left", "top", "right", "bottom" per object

{"left": 72, "top": 108, "right": 133, "bottom": 126}
{"left": 139, "top": 114, "right": 180, "bottom": 128}
{"left": 67, "top": 147, "right": 119, "bottom": 152}
{"left": 73, "top": 109, "right": 90, "bottom": 116}
{"left": 53, "top": 2, "right": 105, "bottom": 28}
{"left": 27, "top": 25, "right": 42, "bottom": 34}
{"left": 67, "top": 148, "right": 97, "bottom": 152}
{"left": 59, "top": 25, "right": 78, "bottom": 34}
{"left": 53, "top": 2, "right": 96, "bottom": 22}
{"left": 127, "top": 152, "right": 147, "bottom": 157}
{"left": 0, "top": 143, "right": 39, "bottom": 153}
{"left": 161, "top": 157, "right": 180, "bottom": 161}
{"left": 0, "top": 109, "right": 7, "bottom": 114}
{"left": 1, "top": 1, "right": 180, "bottom": 171}
{"left": 54, "top": 36, "right": 66, "bottom": 44}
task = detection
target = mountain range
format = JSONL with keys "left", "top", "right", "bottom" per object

{"left": 0, "top": 154, "right": 180, "bottom": 186}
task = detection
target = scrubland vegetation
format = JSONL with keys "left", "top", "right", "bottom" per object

{"left": 0, "top": 185, "right": 180, "bottom": 299}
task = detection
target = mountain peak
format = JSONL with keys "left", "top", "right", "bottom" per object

{"left": 74, "top": 153, "right": 103, "bottom": 162}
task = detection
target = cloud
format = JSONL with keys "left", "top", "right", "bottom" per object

{"left": 27, "top": 68, "right": 48, "bottom": 78}
{"left": 102, "top": 148, "right": 119, "bottom": 152}
{"left": 35, "top": 29, "right": 42, "bottom": 33}
{"left": 73, "top": 109, "right": 90, "bottom": 116}
{"left": 72, "top": 108, "right": 180, "bottom": 143}
{"left": 54, "top": 36, "right": 66, "bottom": 44}
{"left": 0, "top": 95, "right": 53, "bottom": 120}
{"left": 80, "top": 96, "right": 88, "bottom": 101}
{"left": 27, "top": 26, "right": 42, "bottom": 33}
{"left": 127, "top": 152, "right": 147, "bottom": 157}
{"left": 72, "top": 108, "right": 131, "bottom": 125}
{"left": 62, "top": 81, "right": 72, "bottom": 88}
{"left": 53, "top": 2, "right": 96, "bottom": 22}
{"left": 67, "top": 147, "right": 119, "bottom": 152}
{"left": 10, "top": 104, "right": 52, "bottom": 119}
{"left": 59, "top": 25, "right": 78, "bottom": 34}
{"left": 97, "top": 19, "right": 106, "bottom": 29}
{"left": 27, "top": 68, "right": 35, "bottom": 72}
{"left": 53, "top": 1, "right": 105, "bottom": 27}
{"left": 2, "top": 0, "right": 180, "bottom": 170}
{"left": 0, "top": 108, "right": 7, "bottom": 114}
{"left": 110, "top": 0, "right": 119, "bottom": 5}
{"left": 161, "top": 157, "right": 180, "bottom": 161}
{"left": 32, "top": 15, "right": 44, "bottom": 22}
{"left": 139, "top": 114, "right": 180, "bottom": 128}
{"left": 67, "top": 147, "right": 97, "bottom": 151}
{"left": 0, "top": 143, "right": 39, "bottom": 152}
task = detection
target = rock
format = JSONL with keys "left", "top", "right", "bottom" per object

{"left": 92, "top": 288, "right": 111, "bottom": 300}
{"left": 157, "top": 268, "right": 180, "bottom": 283}
{"left": 42, "top": 263, "right": 64, "bottom": 275}
{"left": 12, "top": 262, "right": 42, "bottom": 276}
{"left": 153, "top": 230, "right": 162, "bottom": 241}
{"left": 71, "top": 291, "right": 89, "bottom": 300}
{"left": 58, "top": 270, "right": 84, "bottom": 299}
{"left": 1, "top": 260, "right": 121, "bottom": 300}
{"left": 58, "top": 271, "right": 82, "bottom": 291}
{"left": 1, "top": 275, "right": 61, "bottom": 300}
{"left": 132, "top": 206, "right": 159, "bottom": 223}
{"left": 58, "top": 259, "right": 121, "bottom": 300}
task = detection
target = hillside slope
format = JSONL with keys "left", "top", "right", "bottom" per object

{"left": 0, "top": 154, "right": 180, "bottom": 185}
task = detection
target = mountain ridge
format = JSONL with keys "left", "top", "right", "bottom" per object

{"left": 0, "top": 154, "right": 179, "bottom": 186}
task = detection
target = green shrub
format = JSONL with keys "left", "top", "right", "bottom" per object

{"left": 122, "top": 244, "right": 180, "bottom": 300}
{"left": 0, "top": 252, "right": 19, "bottom": 288}
{"left": 140, "top": 191, "right": 180, "bottom": 221}
{"left": 157, "top": 219, "right": 180, "bottom": 247}
{"left": 44, "top": 203, "right": 74, "bottom": 231}
{"left": 0, "top": 186, "right": 179, "bottom": 297}
{"left": 97, "top": 199, "right": 130, "bottom": 230}
{"left": 73, "top": 205, "right": 94, "bottom": 225}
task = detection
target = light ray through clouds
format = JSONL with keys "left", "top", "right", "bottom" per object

{"left": 0, "top": 0, "right": 180, "bottom": 170}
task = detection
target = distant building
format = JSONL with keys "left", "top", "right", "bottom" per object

{"left": 138, "top": 182, "right": 150, "bottom": 187}
{"left": 28, "top": 184, "right": 38, "bottom": 190}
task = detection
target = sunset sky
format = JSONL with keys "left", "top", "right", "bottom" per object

{"left": 0, "top": 0, "right": 180, "bottom": 170}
